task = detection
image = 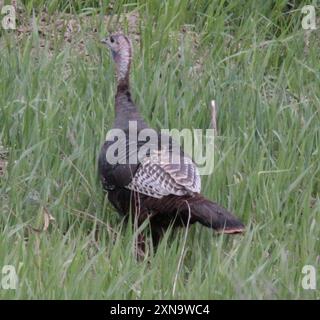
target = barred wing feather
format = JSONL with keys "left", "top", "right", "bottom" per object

{"left": 127, "top": 149, "right": 201, "bottom": 198}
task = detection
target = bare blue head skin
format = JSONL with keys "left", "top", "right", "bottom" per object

{"left": 101, "top": 34, "right": 132, "bottom": 84}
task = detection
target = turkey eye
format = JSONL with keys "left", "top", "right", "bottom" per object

{"left": 110, "top": 36, "right": 115, "bottom": 43}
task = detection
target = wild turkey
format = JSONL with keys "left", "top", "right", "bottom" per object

{"left": 99, "top": 34, "right": 245, "bottom": 250}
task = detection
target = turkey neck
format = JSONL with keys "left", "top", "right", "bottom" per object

{"left": 114, "top": 54, "right": 147, "bottom": 130}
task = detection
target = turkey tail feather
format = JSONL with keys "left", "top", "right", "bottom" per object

{"left": 186, "top": 196, "right": 245, "bottom": 234}
{"left": 142, "top": 194, "right": 245, "bottom": 234}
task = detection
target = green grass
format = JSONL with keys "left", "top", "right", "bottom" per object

{"left": 0, "top": 0, "right": 319, "bottom": 299}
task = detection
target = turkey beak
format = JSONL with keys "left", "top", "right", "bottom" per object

{"left": 101, "top": 37, "right": 112, "bottom": 48}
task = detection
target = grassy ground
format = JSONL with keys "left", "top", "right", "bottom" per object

{"left": 0, "top": 0, "right": 319, "bottom": 299}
